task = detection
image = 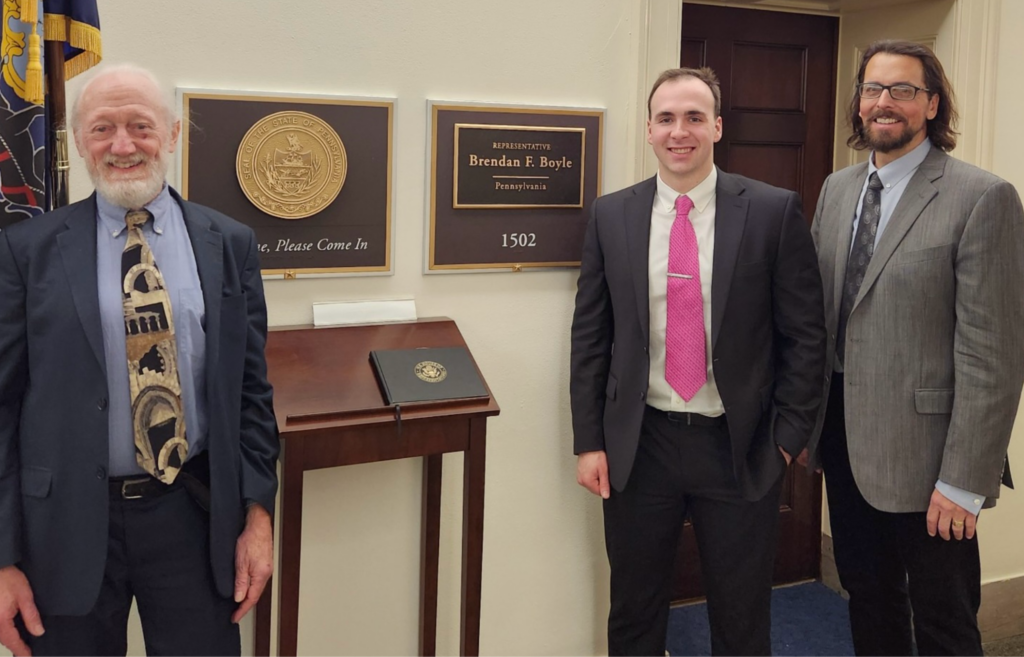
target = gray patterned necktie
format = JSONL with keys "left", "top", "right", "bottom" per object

{"left": 837, "top": 172, "right": 884, "bottom": 366}
{"left": 122, "top": 209, "right": 188, "bottom": 484}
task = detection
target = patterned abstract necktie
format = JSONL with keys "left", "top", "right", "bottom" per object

{"left": 665, "top": 195, "right": 706, "bottom": 401}
{"left": 837, "top": 172, "right": 885, "bottom": 366}
{"left": 122, "top": 209, "right": 187, "bottom": 484}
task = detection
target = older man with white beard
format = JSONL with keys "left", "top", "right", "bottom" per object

{"left": 0, "top": 64, "right": 279, "bottom": 656}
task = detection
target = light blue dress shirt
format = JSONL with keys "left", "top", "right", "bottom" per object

{"left": 852, "top": 138, "right": 932, "bottom": 251}
{"left": 844, "top": 139, "right": 984, "bottom": 514}
{"left": 96, "top": 185, "right": 208, "bottom": 477}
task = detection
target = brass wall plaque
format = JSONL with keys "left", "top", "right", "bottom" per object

{"left": 180, "top": 91, "right": 393, "bottom": 277}
{"left": 453, "top": 124, "right": 585, "bottom": 209}
{"left": 428, "top": 102, "right": 603, "bottom": 272}
{"left": 236, "top": 111, "right": 348, "bottom": 219}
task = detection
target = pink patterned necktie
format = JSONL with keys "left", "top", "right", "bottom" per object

{"left": 665, "top": 195, "right": 706, "bottom": 401}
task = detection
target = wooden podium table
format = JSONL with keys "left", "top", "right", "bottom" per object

{"left": 252, "top": 319, "right": 499, "bottom": 656}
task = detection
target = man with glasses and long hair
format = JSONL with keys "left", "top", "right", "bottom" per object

{"left": 800, "top": 40, "right": 1024, "bottom": 655}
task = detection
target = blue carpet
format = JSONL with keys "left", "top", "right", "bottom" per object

{"left": 666, "top": 581, "right": 855, "bottom": 656}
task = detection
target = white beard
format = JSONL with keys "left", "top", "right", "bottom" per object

{"left": 88, "top": 151, "right": 169, "bottom": 209}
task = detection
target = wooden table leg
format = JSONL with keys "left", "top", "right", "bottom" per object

{"left": 277, "top": 438, "right": 305, "bottom": 656}
{"left": 419, "top": 454, "right": 443, "bottom": 656}
{"left": 460, "top": 418, "right": 487, "bottom": 656}
{"left": 255, "top": 442, "right": 285, "bottom": 657}
{"left": 254, "top": 575, "right": 272, "bottom": 656}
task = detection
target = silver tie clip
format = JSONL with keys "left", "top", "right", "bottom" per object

{"left": 667, "top": 273, "right": 693, "bottom": 279}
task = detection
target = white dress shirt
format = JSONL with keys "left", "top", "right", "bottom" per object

{"left": 647, "top": 169, "right": 724, "bottom": 416}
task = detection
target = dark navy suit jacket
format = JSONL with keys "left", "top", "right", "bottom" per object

{"left": 0, "top": 190, "right": 279, "bottom": 615}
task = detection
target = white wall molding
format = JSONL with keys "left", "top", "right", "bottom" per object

{"left": 948, "top": 0, "right": 1000, "bottom": 169}
{"left": 634, "top": 0, "right": 684, "bottom": 182}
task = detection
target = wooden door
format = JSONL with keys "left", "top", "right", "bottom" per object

{"left": 671, "top": 2, "right": 837, "bottom": 604}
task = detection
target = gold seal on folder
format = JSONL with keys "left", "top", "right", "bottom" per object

{"left": 414, "top": 361, "right": 448, "bottom": 383}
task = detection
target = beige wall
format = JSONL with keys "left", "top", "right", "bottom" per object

{"left": 983, "top": 0, "right": 1024, "bottom": 584}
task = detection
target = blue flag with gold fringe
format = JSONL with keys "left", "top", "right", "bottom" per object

{"left": 1, "top": 0, "right": 100, "bottom": 228}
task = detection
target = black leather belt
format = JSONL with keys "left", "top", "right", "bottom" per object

{"left": 648, "top": 406, "right": 725, "bottom": 427}
{"left": 110, "top": 475, "right": 176, "bottom": 500}
{"left": 108, "top": 452, "right": 210, "bottom": 510}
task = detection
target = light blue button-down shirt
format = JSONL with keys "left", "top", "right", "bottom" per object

{"left": 96, "top": 185, "right": 208, "bottom": 476}
{"left": 844, "top": 139, "right": 984, "bottom": 514}
{"left": 851, "top": 138, "right": 932, "bottom": 251}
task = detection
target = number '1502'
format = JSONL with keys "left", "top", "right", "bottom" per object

{"left": 502, "top": 233, "right": 537, "bottom": 248}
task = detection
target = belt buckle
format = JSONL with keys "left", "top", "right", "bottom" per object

{"left": 121, "top": 477, "right": 150, "bottom": 500}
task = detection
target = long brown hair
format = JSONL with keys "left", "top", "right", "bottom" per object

{"left": 847, "top": 40, "right": 959, "bottom": 152}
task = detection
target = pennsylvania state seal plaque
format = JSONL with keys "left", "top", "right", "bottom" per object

{"left": 236, "top": 111, "right": 347, "bottom": 219}
{"left": 414, "top": 361, "right": 447, "bottom": 383}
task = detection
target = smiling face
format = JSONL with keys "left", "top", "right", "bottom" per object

{"left": 647, "top": 76, "right": 722, "bottom": 193}
{"left": 858, "top": 52, "right": 938, "bottom": 167}
{"left": 73, "top": 70, "right": 180, "bottom": 209}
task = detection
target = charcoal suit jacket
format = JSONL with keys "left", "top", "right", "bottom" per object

{"left": 570, "top": 170, "right": 826, "bottom": 499}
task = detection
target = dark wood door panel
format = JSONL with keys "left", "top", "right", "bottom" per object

{"left": 727, "top": 114, "right": 807, "bottom": 142}
{"left": 730, "top": 43, "right": 807, "bottom": 111}
{"left": 682, "top": 38, "right": 707, "bottom": 68}
{"left": 680, "top": 3, "right": 838, "bottom": 223}
{"left": 726, "top": 143, "right": 803, "bottom": 195}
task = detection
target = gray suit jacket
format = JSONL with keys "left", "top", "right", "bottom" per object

{"left": 806, "top": 147, "right": 1024, "bottom": 512}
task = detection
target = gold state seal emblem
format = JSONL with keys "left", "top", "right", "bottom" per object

{"left": 236, "top": 110, "right": 347, "bottom": 219}
{"left": 414, "top": 361, "right": 447, "bottom": 383}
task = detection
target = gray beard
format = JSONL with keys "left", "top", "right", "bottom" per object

{"left": 88, "top": 157, "right": 169, "bottom": 209}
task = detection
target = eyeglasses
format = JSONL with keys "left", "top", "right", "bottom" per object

{"left": 858, "top": 83, "right": 930, "bottom": 101}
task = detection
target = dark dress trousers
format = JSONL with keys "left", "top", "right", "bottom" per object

{"left": 570, "top": 171, "right": 826, "bottom": 655}
{"left": 0, "top": 190, "right": 279, "bottom": 624}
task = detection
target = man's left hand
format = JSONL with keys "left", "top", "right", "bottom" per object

{"left": 232, "top": 504, "right": 273, "bottom": 623}
{"left": 926, "top": 488, "right": 977, "bottom": 541}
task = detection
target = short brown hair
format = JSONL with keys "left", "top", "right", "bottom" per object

{"left": 847, "top": 40, "right": 959, "bottom": 152}
{"left": 647, "top": 67, "right": 722, "bottom": 118}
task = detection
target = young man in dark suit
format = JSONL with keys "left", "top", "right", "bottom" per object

{"left": 570, "top": 67, "right": 825, "bottom": 655}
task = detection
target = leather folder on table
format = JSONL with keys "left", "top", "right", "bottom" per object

{"left": 370, "top": 346, "right": 488, "bottom": 405}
